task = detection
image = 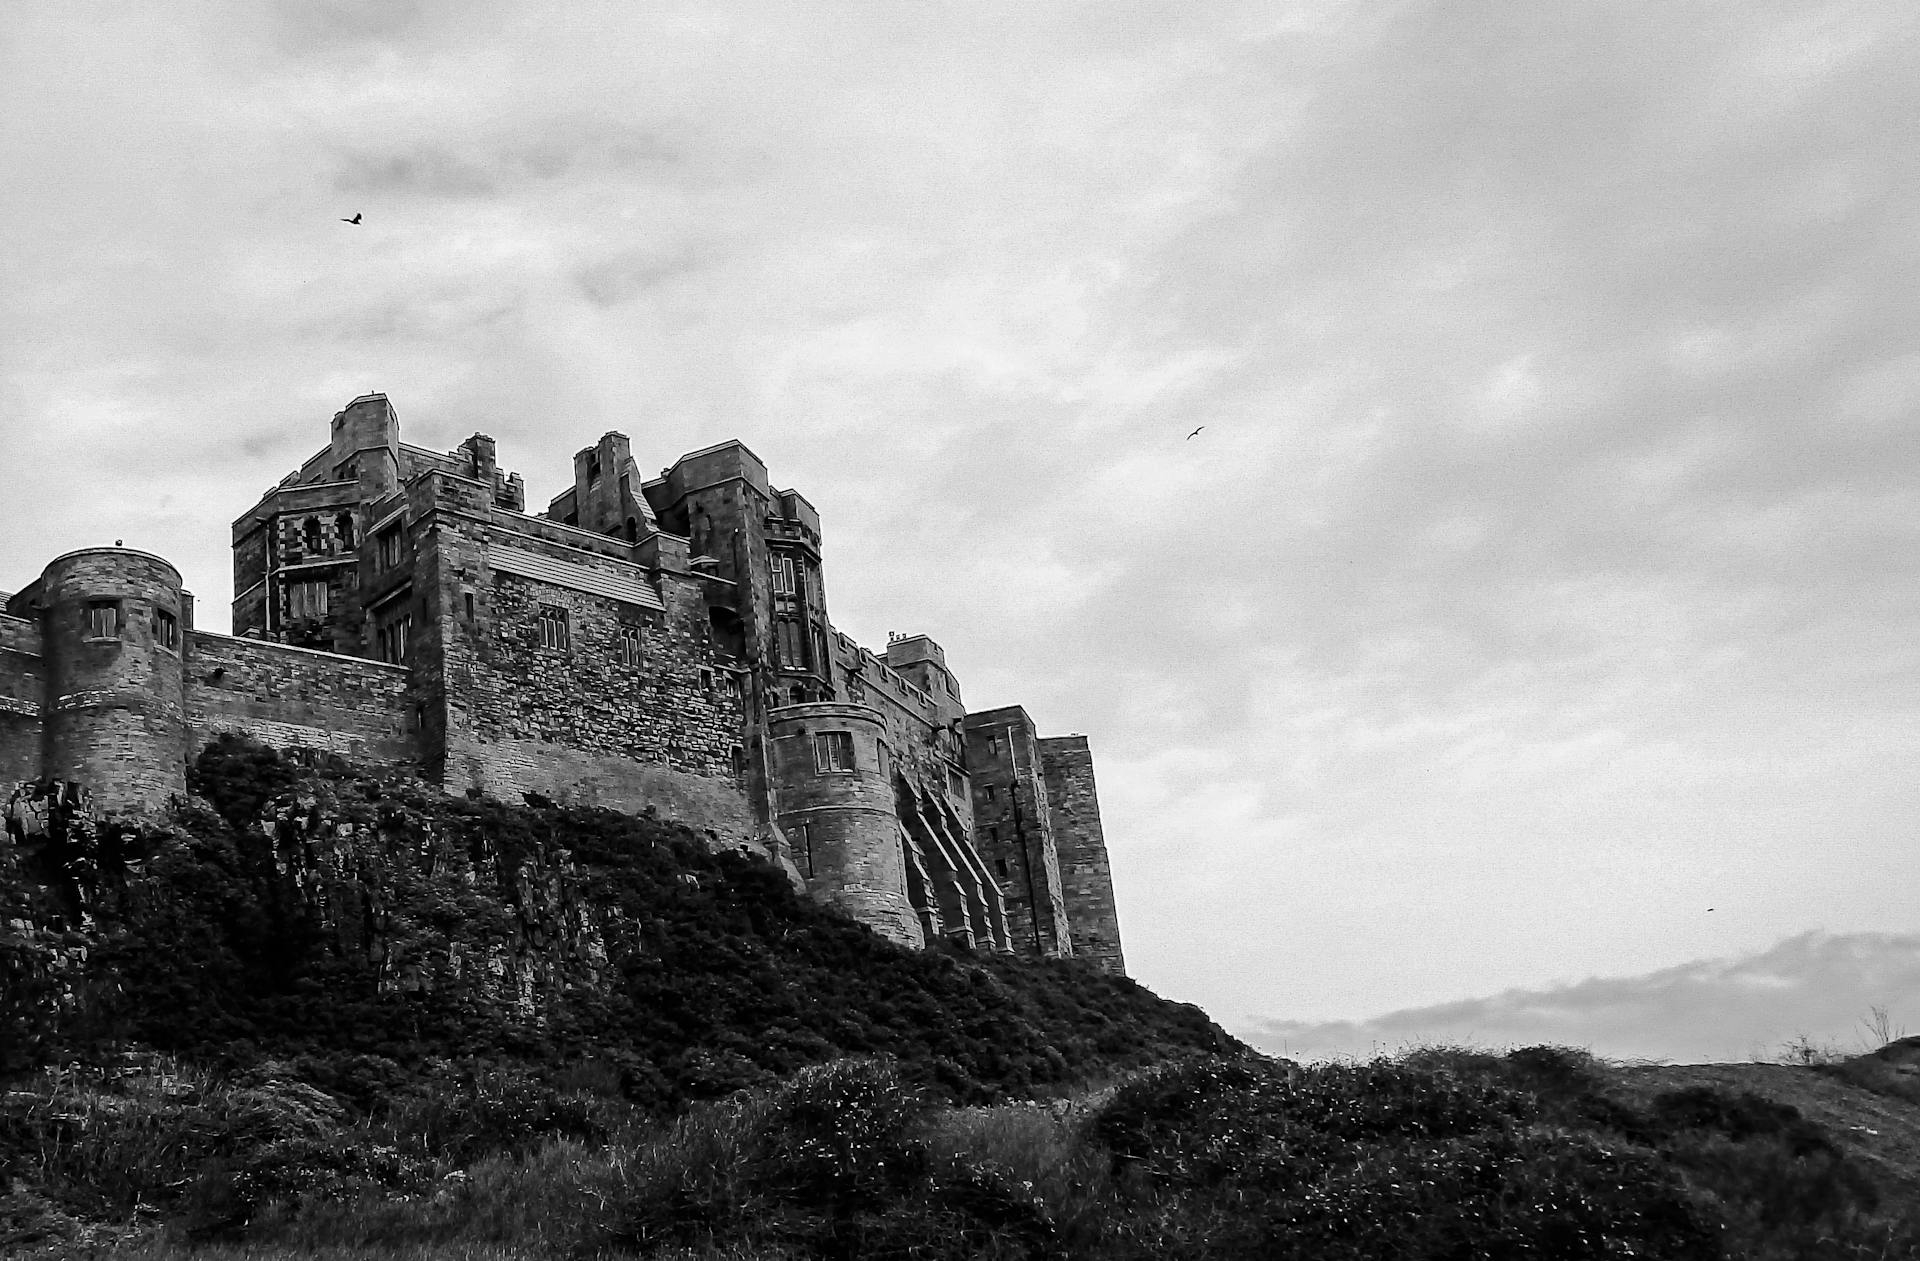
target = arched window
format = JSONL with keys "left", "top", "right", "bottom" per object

{"left": 336, "top": 511, "right": 356, "bottom": 549}
{"left": 625, "top": 516, "right": 639, "bottom": 542}
{"left": 303, "top": 517, "right": 323, "bottom": 554}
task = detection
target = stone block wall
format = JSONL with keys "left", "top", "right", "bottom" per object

{"left": 186, "top": 632, "right": 415, "bottom": 764}
{"left": 0, "top": 614, "right": 44, "bottom": 785}
{"left": 964, "top": 707, "right": 1070, "bottom": 959}
{"left": 1040, "top": 736, "right": 1126, "bottom": 976}
{"left": 418, "top": 475, "right": 751, "bottom": 839}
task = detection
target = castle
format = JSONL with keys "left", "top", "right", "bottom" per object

{"left": 0, "top": 394, "right": 1124, "bottom": 973}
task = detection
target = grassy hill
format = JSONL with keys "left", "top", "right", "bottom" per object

{"left": 6, "top": 740, "right": 1920, "bottom": 1257}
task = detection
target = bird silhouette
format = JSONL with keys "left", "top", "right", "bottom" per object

{"left": 341, "top": 212, "right": 362, "bottom": 224}
{"left": 1187, "top": 426, "right": 1205, "bottom": 440}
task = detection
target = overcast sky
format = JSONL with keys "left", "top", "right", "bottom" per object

{"left": 4, "top": 1, "right": 1917, "bottom": 1064}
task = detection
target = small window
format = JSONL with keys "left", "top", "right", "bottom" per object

{"left": 813, "top": 730, "right": 855, "bottom": 773}
{"left": 463, "top": 591, "right": 476, "bottom": 620}
{"left": 336, "top": 512, "right": 356, "bottom": 549}
{"left": 289, "top": 580, "right": 329, "bottom": 620}
{"left": 303, "top": 517, "right": 324, "bottom": 554}
{"left": 987, "top": 825, "right": 999, "bottom": 843}
{"left": 378, "top": 527, "right": 403, "bottom": 569}
{"left": 587, "top": 456, "right": 601, "bottom": 486}
{"left": 984, "top": 785, "right": 997, "bottom": 804}
{"left": 84, "top": 600, "right": 120, "bottom": 638}
{"left": 153, "top": 609, "right": 178, "bottom": 650}
{"left": 985, "top": 734, "right": 999, "bottom": 756}
{"left": 771, "top": 554, "right": 796, "bottom": 595}
{"left": 948, "top": 768, "right": 965, "bottom": 798}
{"left": 730, "top": 744, "right": 746, "bottom": 778}
{"left": 792, "top": 822, "right": 813, "bottom": 879}
{"left": 377, "top": 613, "right": 412, "bottom": 663}
{"left": 617, "top": 622, "right": 643, "bottom": 666}
{"left": 995, "top": 857, "right": 1009, "bottom": 879}
{"left": 698, "top": 667, "right": 713, "bottom": 691}
{"left": 538, "top": 605, "right": 569, "bottom": 651}
{"left": 620, "top": 472, "right": 631, "bottom": 499}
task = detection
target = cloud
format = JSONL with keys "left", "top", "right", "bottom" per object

{"left": 3, "top": 1, "right": 1918, "bottom": 1050}
{"left": 1242, "top": 931, "right": 1920, "bottom": 1065}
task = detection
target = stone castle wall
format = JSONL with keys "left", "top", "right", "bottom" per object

{"left": 1, "top": 393, "right": 1126, "bottom": 972}
{"left": 1041, "top": 736, "right": 1126, "bottom": 976}
{"left": 186, "top": 632, "right": 414, "bottom": 764}
{"left": 0, "top": 613, "right": 45, "bottom": 785}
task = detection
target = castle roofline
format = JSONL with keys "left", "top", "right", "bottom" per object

{"left": 42, "top": 547, "right": 183, "bottom": 585}
{"left": 667, "top": 437, "right": 768, "bottom": 471}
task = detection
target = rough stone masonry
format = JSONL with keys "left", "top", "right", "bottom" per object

{"left": 0, "top": 392, "right": 1126, "bottom": 971}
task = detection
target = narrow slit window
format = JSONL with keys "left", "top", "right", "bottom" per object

{"left": 617, "top": 622, "right": 643, "bottom": 666}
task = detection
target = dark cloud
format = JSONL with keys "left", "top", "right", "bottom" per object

{"left": 1245, "top": 931, "right": 1920, "bottom": 1065}
{"left": 575, "top": 246, "right": 713, "bottom": 307}
{"left": 4, "top": 1, "right": 1917, "bottom": 1048}
{"left": 333, "top": 145, "right": 499, "bottom": 198}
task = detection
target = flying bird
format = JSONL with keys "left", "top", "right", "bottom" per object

{"left": 341, "top": 212, "right": 362, "bottom": 224}
{"left": 1187, "top": 426, "right": 1205, "bottom": 440}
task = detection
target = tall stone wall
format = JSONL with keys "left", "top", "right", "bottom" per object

{"left": 186, "top": 632, "right": 414, "bottom": 764}
{"left": 964, "top": 707, "right": 1070, "bottom": 959}
{"left": 0, "top": 614, "right": 44, "bottom": 784}
{"left": 1040, "top": 736, "right": 1126, "bottom": 976}
{"left": 416, "top": 474, "right": 752, "bottom": 841}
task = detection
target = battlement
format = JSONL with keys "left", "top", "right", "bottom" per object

{"left": 0, "top": 392, "right": 1126, "bottom": 973}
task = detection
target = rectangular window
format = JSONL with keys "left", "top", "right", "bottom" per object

{"left": 987, "top": 825, "right": 999, "bottom": 844}
{"left": 538, "top": 605, "right": 569, "bottom": 651}
{"left": 377, "top": 613, "right": 412, "bottom": 664}
{"left": 948, "top": 768, "right": 965, "bottom": 798}
{"left": 995, "top": 857, "right": 1009, "bottom": 879}
{"left": 699, "top": 667, "right": 713, "bottom": 691}
{"left": 984, "top": 785, "right": 997, "bottom": 804}
{"left": 84, "top": 601, "right": 119, "bottom": 638}
{"left": 617, "top": 622, "right": 643, "bottom": 666}
{"left": 985, "top": 734, "right": 999, "bottom": 756}
{"left": 464, "top": 592, "right": 476, "bottom": 621}
{"left": 813, "top": 730, "right": 855, "bottom": 773}
{"left": 377, "top": 527, "right": 403, "bottom": 570}
{"left": 776, "top": 618, "right": 807, "bottom": 669}
{"left": 289, "top": 580, "right": 329, "bottom": 620}
{"left": 153, "top": 609, "right": 178, "bottom": 650}
{"left": 771, "top": 554, "right": 796, "bottom": 595}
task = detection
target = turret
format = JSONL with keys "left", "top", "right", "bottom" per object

{"left": 766, "top": 701, "right": 922, "bottom": 947}
{"left": 38, "top": 548, "right": 191, "bottom": 816}
{"left": 328, "top": 393, "right": 401, "bottom": 502}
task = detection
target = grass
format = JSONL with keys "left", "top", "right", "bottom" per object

{"left": 17, "top": 1047, "right": 1920, "bottom": 1260}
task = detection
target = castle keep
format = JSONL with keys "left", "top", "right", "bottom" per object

{"left": 0, "top": 393, "right": 1125, "bottom": 973}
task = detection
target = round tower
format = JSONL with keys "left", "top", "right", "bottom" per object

{"left": 766, "top": 701, "right": 922, "bottom": 948}
{"left": 40, "top": 548, "right": 190, "bottom": 816}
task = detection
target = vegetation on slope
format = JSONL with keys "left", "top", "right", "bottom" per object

{"left": 8, "top": 740, "right": 1920, "bottom": 1256}
{"left": 11, "top": 1046, "right": 1920, "bottom": 1258}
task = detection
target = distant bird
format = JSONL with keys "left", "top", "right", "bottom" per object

{"left": 341, "top": 212, "right": 362, "bottom": 224}
{"left": 1187, "top": 426, "right": 1205, "bottom": 440}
